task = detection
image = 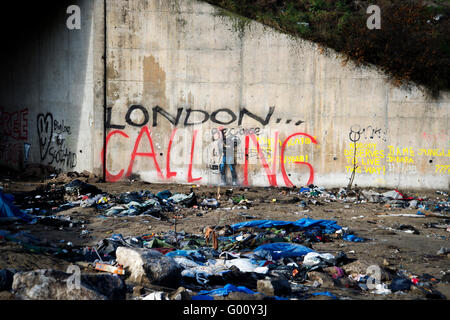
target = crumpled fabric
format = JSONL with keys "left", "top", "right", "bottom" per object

{"left": 166, "top": 250, "right": 207, "bottom": 263}
{"left": 302, "top": 252, "right": 336, "bottom": 267}
{"left": 382, "top": 190, "right": 404, "bottom": 200}
{"left": 168, "top": 192, "right": 197, "bottom": 207}
{"left": 176, "top": 258, "right": 230, "bottom": 284}
{"left": 64, "top": 179, "right": 102, "bottom": 195}
{"left": 254, "top": 242, "right": 315, "bottom": 260}
{"left": 144, "top": 237, "right": 175, "bottom": 249}
{"left": 117, "top": 192, "right": 143, "bottom": 204}
{"left": 201, "top": 198, "right": 219, "bottom": 208}
{"left": 0, "top": 192, "right": 34, "bottom": 222}
{"left": 342, "top": 234, "right": 365, "bottom": 242}
{"left": 156, "top": 190, "right": 172, "bottom": 200}
{"left": 80, "top": 194, "right": 107, "bottom": 208}
{"left": 224, "top": 258, "right": 269, "bottom": 274}
{"left": 231, "top": 218, "right": 342, "bottom": 234}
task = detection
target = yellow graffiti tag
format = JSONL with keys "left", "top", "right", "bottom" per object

{"left": 435, "top": 165, "right": 450, "bottom": 174}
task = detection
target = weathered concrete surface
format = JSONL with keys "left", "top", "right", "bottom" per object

{"left": 0, "top": 0, "right": 448, "bottom": 189}
{"left": 103, "top": 0, "right": 449, "bottom": 190}
{"left": 0, "top": 0, "right": 102, "bottom": 174}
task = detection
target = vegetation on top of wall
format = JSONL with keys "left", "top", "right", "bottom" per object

{"left": 212, "top": 6, "right": 254, "bottom": 39}
{"left": 204, "top": 0, "right": 450, "bottom": 96}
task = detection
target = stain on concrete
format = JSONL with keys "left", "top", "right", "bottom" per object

{"left": 143, "top": 55, "right": 167, "bottom": 108}
{"left": 106, "top": 62, "right": 119, "bottom": 80}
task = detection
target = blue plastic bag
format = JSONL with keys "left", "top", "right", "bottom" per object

{"left": 342, "top": 234, "right": 365, "bottom": 242}
{"left": 254, "top": 242, "right": 315, "bottom": 260}
{"left": 299, "top": 187, "right": 311, "bottom": 194}
{"left": 231, "top": 218, "right": 342, "bottom": 235}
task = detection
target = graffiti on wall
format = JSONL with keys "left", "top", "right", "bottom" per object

{"left": 37, "top": 113, "right": 77, "bottom": 169}
{"left": 345, "top": 125, "right": 449, "bottom": 177}
{"left": 0, "top": 108, "right": 29, "bottom": 140}
{"left": 0, "top": 107, "right": 29, "bottom": 164}
{"left": 103, "top": 105, "right": 317, "bottom": 186}
{"left": 435, "top": 165, "right": 450, "bottom": 174}
{"left": 345, "top": 125, "right": 386, "bottom": 175}
{"left": 107, "top": 105, "right": 307, "bottom": 129}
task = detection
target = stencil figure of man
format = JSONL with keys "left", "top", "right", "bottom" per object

{"left": 218, "top": 127, "right": 238, "bottom": 186}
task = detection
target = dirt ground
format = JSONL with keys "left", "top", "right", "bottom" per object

{"left": 0, "top": 178, "right": 449, "bottom": 300}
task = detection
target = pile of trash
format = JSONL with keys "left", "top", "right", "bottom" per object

{"left": 67, "top": 217, "right": 359, "bottom": 300}
{"left": 52, "top": 214, "right": 445, "bottom": 301}
{"left": 7, "top": 180, "right": 199, "bottom": 221}
{"left": 47, "top": 170, "right": 101, "bottom": 184}
{"left": 1, "top": 178, "right": 448, "bottom": 300}
{"left": 298, "top": 185, "right": 450, "bottom": 213}
{"left": 6, "top": 179, "right": 449, "bottom": 224}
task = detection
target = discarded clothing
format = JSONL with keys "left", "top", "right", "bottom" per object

{"left": 168, "top": 192, "right": 197, "bottom": 207}
{"left": 382, "top": 190, "right": 404, "bottom": 200}
{"left": 177, "top": 258, "right": 230, "bottom": 284}
{"left": 390, "top": 278, "right": 411, "bottom": 292}
{"left": 0, "top": 192, "right": 33, "bottom": 222}
{"left": 231, "top": 218, "right": 342, "bottom": 235}
{"left": 224, "top": 258, "right": 269, "bottom": 274}
{"left": 64, "top": 179, "right": 102, "bottom": 196}
{"left": 254, "top": 243, "right": 315, "bottom": 260}
{"left": 201, "top": 198, "right": 219, "bottom": 209}
{"left": 302, "top": 252, "right": 336, "bottom": 267}
{"left": 156, "top": 190, "right": 172, "bottom": 200}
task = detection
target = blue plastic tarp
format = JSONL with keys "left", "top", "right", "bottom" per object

{"left": 0, "top": 192, "right": 33, "bottom": 222}
{"left": 310, "top": 291, "right": 338, "bottom": 299}
{"left": 231, "top": 218, "right": 342, "bottom": 234}
{"left": 254, "top": 242, "right": 315, "bottom": 260}
{"left": 342, "top": 234, "right": 365, "bottom": 242}
{"left": 192, "top": 284, "right": 257, "bottom": 299}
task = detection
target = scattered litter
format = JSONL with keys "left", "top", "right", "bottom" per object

{"left": 1, "top": 177, "right": 448, "bottom": 301}
{"left": 371, "top": 283, "right": 392, "bottom": 295}
{"left": 94, "top": 262, "right": 125, "bottom": 275}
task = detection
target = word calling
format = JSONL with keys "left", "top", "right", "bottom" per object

{"left": 102, "top": 126, "right": 317, "bottom": 187}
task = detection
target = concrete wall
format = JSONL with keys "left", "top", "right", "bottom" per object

{"left": 103, "top": 0, "right": 449, "bottom": 189}
{"left": 1, "top": 0, "right": 448, "bottom": 190}
{"left": 0, "top": 0, "right": 102, "bottom": 174}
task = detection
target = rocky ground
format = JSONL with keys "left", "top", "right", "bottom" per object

{"left": 0, "top": 174, "right": 449, "bottom": 300}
